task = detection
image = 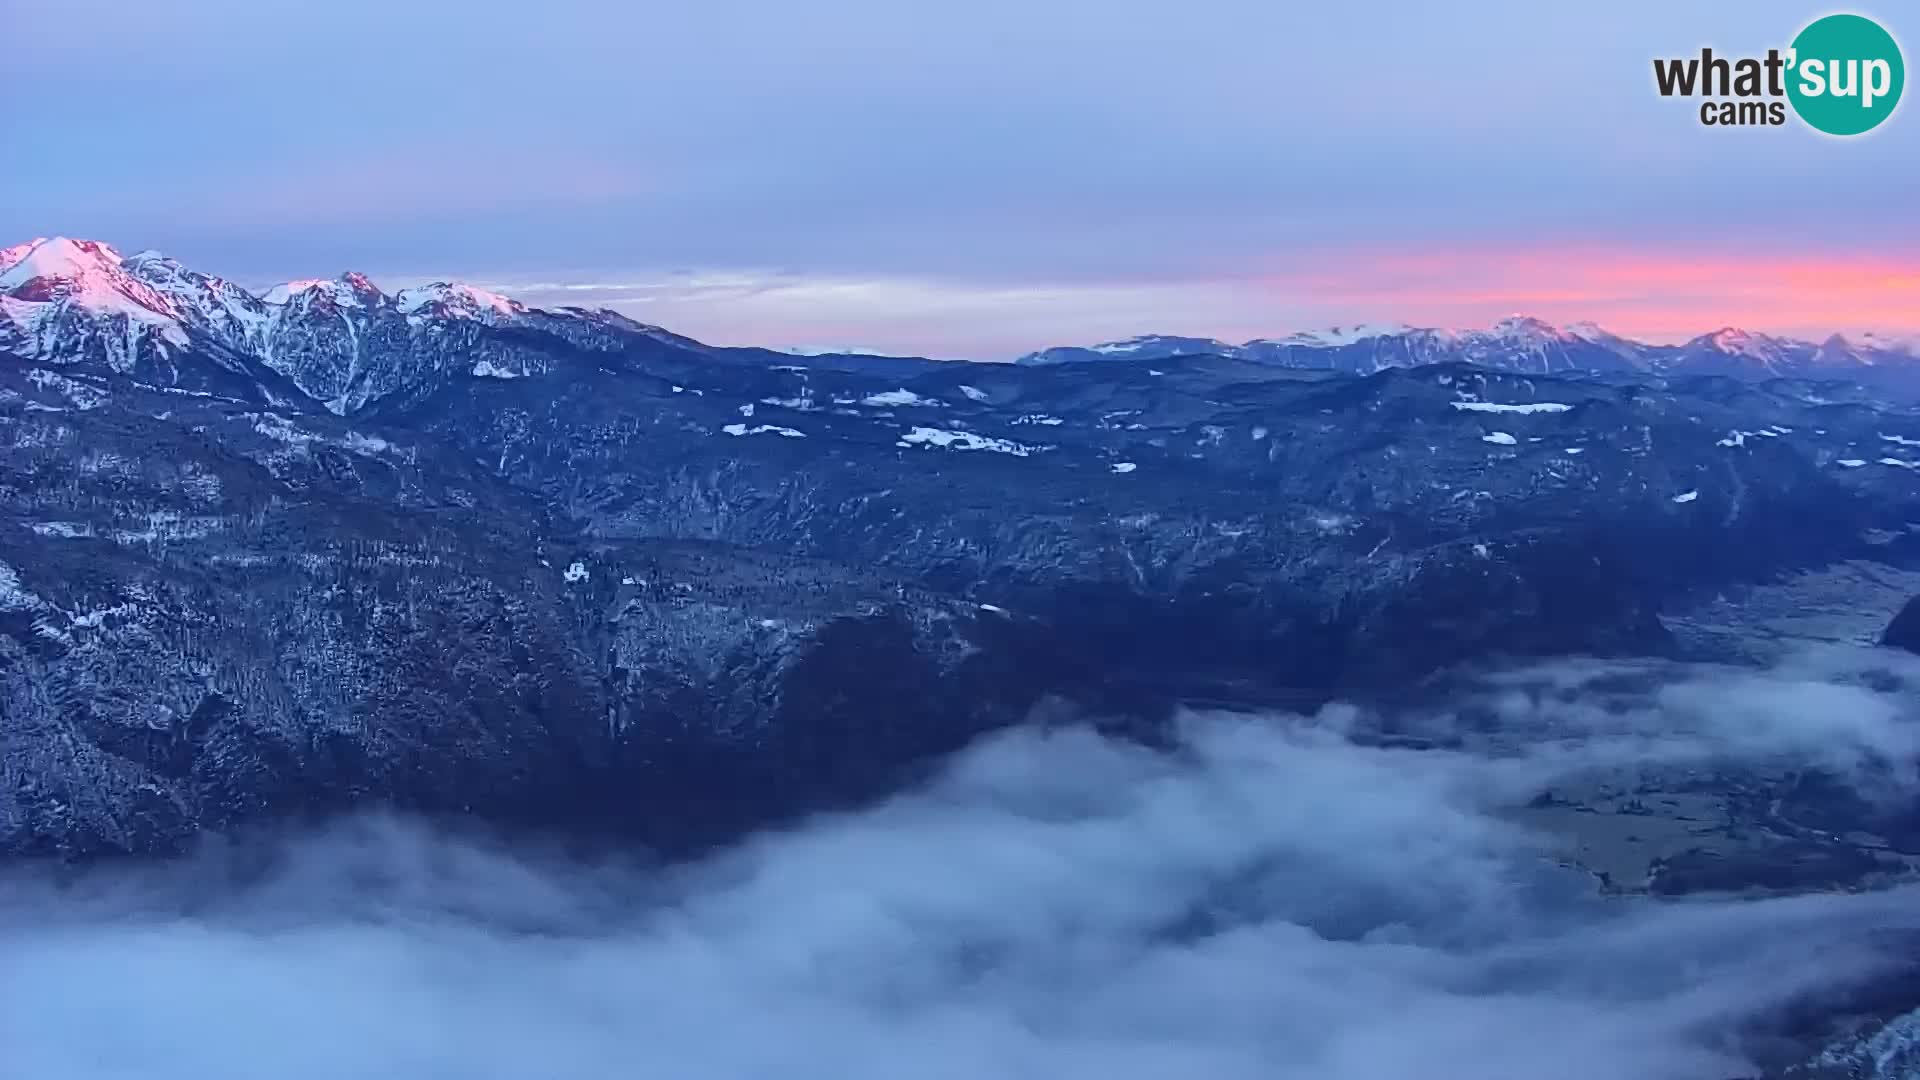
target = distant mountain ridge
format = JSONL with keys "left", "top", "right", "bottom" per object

{"left": 1015, "top": 316, "right": 1920, "bottom": 391}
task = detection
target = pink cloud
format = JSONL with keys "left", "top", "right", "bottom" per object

{"left": 1229, "top": 246, "right": 1920, "bottom": 341}
{"left": 450, "top": 243, "right": 1920, "bottom": 360}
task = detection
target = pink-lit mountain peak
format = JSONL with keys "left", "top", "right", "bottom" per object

{"left": 1485, "top": 314, "right": 1570, "bottom": 342}
{"left": 393, "top": 281, "right": 524, "bottom": 319}
{"left": 0, "top": 236, "right": 181, "bottom": 320}
{"left": 1699, "top": 326, "right": 1788, "bottom": 359}
{"left": 1, "top": 237, "right": 127, "bottom": 287}
{"left": 0, "top": 237, "right": 51, "bottom": 276}
{"left": 261, "top": 272, "right": 386, "bottom": 308}
{"left": 0, "top": 238, "right": 559, "bottom": 342}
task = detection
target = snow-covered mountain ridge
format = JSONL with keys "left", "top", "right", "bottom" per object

{"left": 0, "top": 237, "right": 748, "bottom": 414}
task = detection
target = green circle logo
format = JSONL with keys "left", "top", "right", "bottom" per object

{"left": 1787, "top": 14, "right": 1904, "bottom": 135}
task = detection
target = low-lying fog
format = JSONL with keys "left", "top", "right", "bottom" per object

{"left": 6, "top": 647, "right": 1920, "bottom": 1080}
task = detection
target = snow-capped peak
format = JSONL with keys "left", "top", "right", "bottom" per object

{"left": 0, "top": 237, "right": 191, "bottom": 365}
{"left": 1564, "top": 321, "right": 1619, "bottom": 344}
{"left": 1483, "top": 315, "right": 1570, "bottom": 344}
{"left": 1699, "top": 327, "right": 1785, "bottom": 359}
{"left": 0, "top": 237, "right": 50, "bottom": 276}
{"left": 0, "top": 237, "right": 181, "bottom": 322}
{"left": 263, "top": 273, "right": 383, "bottom": 308}
{"left": 121, "top": 250, "right": 217, "bottom": 292}
{"left": 0, "top": 237, "right": 131, "bottom": 289}
{"left": 1263, "top": 317, "right": 1595, "bottom": 351}
{"left": 117, "top": 249, "right": 279, "bottom": 352}
{"left": 394, "top": 281, "right": 523, "bottom": 320}
{"left": 261, "top": 279, "right": 331, "bottom": 304}
{"left": 0, "top": 237, "right": 650, "bottom": 404}
{"left": 1561, "top": 320, "right": 1647, "bottom": 361}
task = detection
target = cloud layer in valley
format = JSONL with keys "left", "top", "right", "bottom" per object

{"left": 4, "top": 647, "right": 1920, "bottom": 1080}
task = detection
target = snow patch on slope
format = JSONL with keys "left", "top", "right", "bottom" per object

{"left": 1452, "top": 401, "right": 1573, "bottom": 415}
{"left": 897, "top": 427, "right": 1043, "bottom": 456}
{"left": 862, "top": 389, "right": 943, "bottom": 408}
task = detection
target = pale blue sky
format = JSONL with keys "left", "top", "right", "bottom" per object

{"left": 7, "top": 0, "right": 1914, "bottom": 357}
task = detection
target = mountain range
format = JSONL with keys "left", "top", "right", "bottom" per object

{"left": 1015, "top": 318, "right": 1920, "bottom": 388}
{"left": 7, "top": 237, "right": 1919, "bottom": 413}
